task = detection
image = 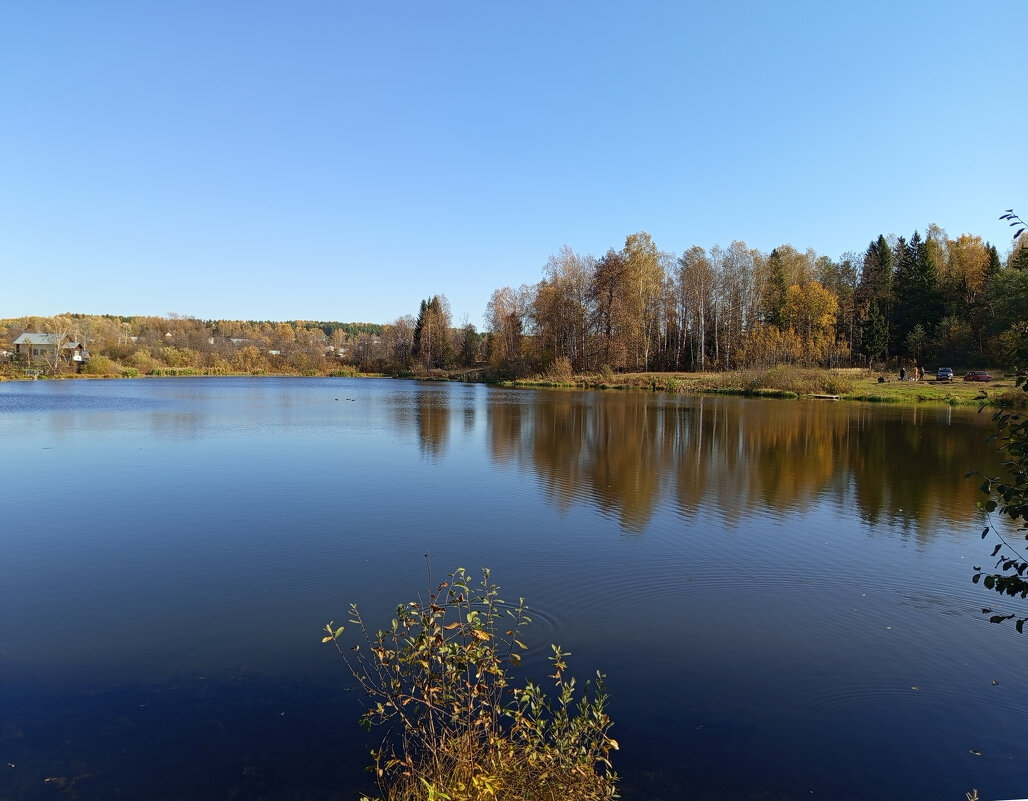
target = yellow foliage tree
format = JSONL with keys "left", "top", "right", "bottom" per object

{"left": 784, "top": 281, "right": 838, "bottom": 365}
{"left": 739, "top": 324, "right": 804, "bottom": 367}
{"left": 945, "top": 233, "right": 990, "bottom": 306}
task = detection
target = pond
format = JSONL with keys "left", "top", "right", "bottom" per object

{"left": 1, "top": 377, "right": 1025, "bottom": 800}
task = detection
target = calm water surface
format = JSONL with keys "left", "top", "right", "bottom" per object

{"left": 1, "top": 377, "right": 1025, "bottom": 800}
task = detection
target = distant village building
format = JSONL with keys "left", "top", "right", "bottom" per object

{"left": 13, "top": 333, "right": 90, "bottom": 366}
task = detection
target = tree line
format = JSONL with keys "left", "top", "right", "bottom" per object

{"left": 1, "top": 315, "right": 386, "bottom": 376}
{"left": 4, "top": 223, "right": 1025, "bottom": 379}
{"left": 0, "top": 306, "right": 486, "bottom": 377}
{"left": 480, "top": 226, "right": 1027, "bottom": 378}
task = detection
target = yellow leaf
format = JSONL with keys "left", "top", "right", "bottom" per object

{"left": 470, "top": 629, "right": 491, "bottom": 641}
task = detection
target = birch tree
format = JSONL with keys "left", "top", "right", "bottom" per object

{"left": 676, "top": 246, "right": 715, "bottom": 371}
{"left": 534, "top": 246, "right": 593, "bottom": 371}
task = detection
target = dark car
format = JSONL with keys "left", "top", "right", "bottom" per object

{"left": 963, "top": 370, "right": 992, "bottom": 382}
{"left": 936, "top": 367, "right": 954, "bottom": 382}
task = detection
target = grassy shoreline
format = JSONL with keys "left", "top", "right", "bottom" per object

{"left": 504, "top": 366, "right": 1023, "bottom": 407}
{"left": 4, "top": 364, "right": 1022, "bottom": 407}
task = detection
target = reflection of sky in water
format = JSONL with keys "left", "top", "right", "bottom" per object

{"left": 0, "top": 392, "right": 160, "bottom": 412}
{"left": 0, "top": 378, "right": 1025, "bottom": 801}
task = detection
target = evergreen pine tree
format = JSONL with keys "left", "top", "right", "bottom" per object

{"left": 890, "top": 234, "right": 915, "bottom": 354}
{"left": 855, "top": 235, "right": 894, "bottom": 358}
{"left": 911, "top": 230, "right": 944, "bottom": 331}
{"left": 762, "top": 248, "right": 788, "bottom": 329}
{"left": 860, "top": 299, "right": 889, "bottom": 369}
{"left": 986, "top": 242, "right": 1002, "bottom": 278}
{"left": 412, "top": 299, "right": 428, "bottom": 358}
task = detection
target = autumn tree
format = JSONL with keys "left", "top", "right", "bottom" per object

{"left": 620, "top": 232, "right": 665, "bottom": 371}
{"left": 589, "top": 248, "right": 628, "bottom": 369}
{"left": 674, "top": 246, "right": 715, "bottom": 371}
{"left": 708, "top": 245, "right": 732, "bottom": 369}
{"left": 815, "top": 253, "right": 859, "bottom": 353}
{"left": 755, "top": 245, "right": 814, "bottom": 329}
{"left": 739, "top": 323, "right": 804, "bottom": 367}
{"left": 943, "top": 234, "right": 991, "bottom": 311}
{"left": 383, "top": 315, "right": 416, "bottom": 369}
{"left": 453, "top": 321, "right": 480, "bottom": 368}
{"left": 271, "top": 323, "right": 294, "bottom": 345}
{"left": 533, "top": 246, "right": 593, "bottom": 372}
{"left": 715, "top": 241, "right": 762, "bottom": 369}
{"left": 232, "top": 345, "right": 269, "bottom": 373}
{"left": 357, "top": 333, "right": 390, "bottom": 370}
{"left": 30, "top": 315, "right": 81, "bottom": 375}
{"left": 654, "top": 250, "right": 679, "bottom": 371}
{"left": 485, "top": 285, "right": 533, "bottom": 377}
{"left": 783, "top": 280, "right": 838, "bottom": 364}
{"left": 293, "top": 324, "right": 331, "bottom": 369}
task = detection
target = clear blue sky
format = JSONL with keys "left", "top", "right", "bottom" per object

{"left": 2, "top": 1, "right": 1024, "bottom": 327}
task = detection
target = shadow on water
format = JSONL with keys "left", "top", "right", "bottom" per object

{"left": 0, "top": 672, "right": 375, "bottom": 801}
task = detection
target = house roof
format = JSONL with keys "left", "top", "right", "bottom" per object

{"left": 14, "top": 333, "right": 62, "bottom": 346}
{"left": 13, "top": 333, "right": 83, "bottom": 350}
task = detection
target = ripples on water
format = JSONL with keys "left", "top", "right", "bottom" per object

{"left": 0, "top": 378, "right": 1025, "bottom": 801}
{"left": 0, "top": 389, "right": 165, "bottom": 412}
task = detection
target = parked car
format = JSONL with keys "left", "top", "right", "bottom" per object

{"left": 936, "top": 367, "right": 954, "bottom": 381}
{"left": 963, "top": 370, "right": 992, "bottom": 382}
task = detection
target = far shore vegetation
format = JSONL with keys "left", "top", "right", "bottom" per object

{"left": 1, "top": 328, "right": 1020, "bottom": 408}
{"left": 4, "top": 216, "right": 1027, "bottom": 407}
{"left": 1, "top": 318, "right": 1024, "bottom": 409}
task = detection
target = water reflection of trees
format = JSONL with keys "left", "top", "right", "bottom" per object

{"left": 387, "top": 386, "right": 453, "bottom": 458}
{"left": 394, "top": 384, "right": 483, "bottom": 459}
{"left": 487, "top": 392, "right": 998, "bottom": 535}
{"left": 415, "top": 391, "right": 451, "bottom": 458}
